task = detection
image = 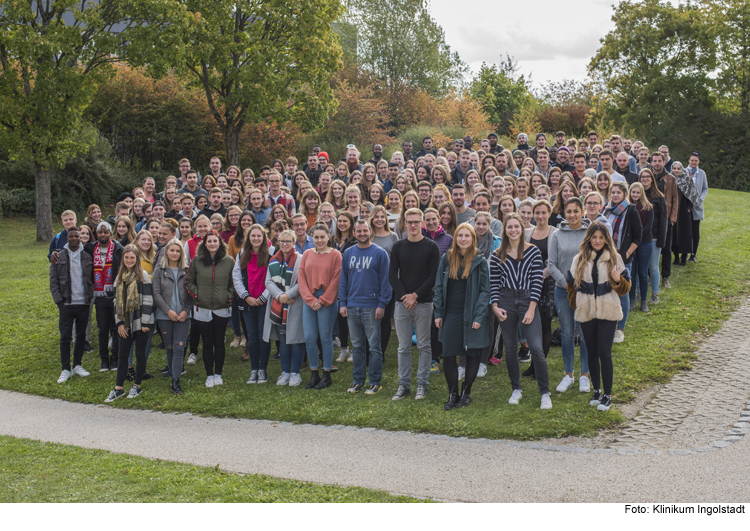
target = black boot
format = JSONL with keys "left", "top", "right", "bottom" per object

{"left": 314, "top": 370, "right": 332, "bottom": 389}
{"left": 109, "top": 355, "right": 118, "bottom": 371}
{"left": 171, "top": 378, "right": 183, "bottom": 395}
{"left": 679, "top": 254, "right": 687, "bottom": 266}
{"left": 673, "top": 254, "right": 680, "bottom": 265}
{"left": 444, "top": 387, "right": 459, "bottom": 410}
{"left": 306, "top": 369, "right": 321, "bottom": 389}
{"left": 522, "top": 362, "right": 536, "bottom": 378}
{"left": 456, "top": 383, "right": 472, "bottom": 408}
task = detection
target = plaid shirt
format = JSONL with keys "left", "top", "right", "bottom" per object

{"left": 266, "top": 191, "right": 296, "bottom": 217}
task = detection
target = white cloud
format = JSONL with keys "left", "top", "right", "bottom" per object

{"left": 429, "top": 0, "right": 617, "bottom": 86}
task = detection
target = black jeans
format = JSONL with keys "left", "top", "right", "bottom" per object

{"left": 95, "top": 300, "right": 118, "bottom": 361}
{"left": 116, "top": 328, "right": 150, "bottom": 387}
{"left": 59, "top": 304, "right": 89, "bottom": 371}
{"left": 197, "top": 315, "right": 230, "bottom": 376}
{"left": 189, "top": 319, "right": 201, "bottom": 355}
{"left": 661, "top": 219, "right": 673, "bottom": 278}
{"left": 579, "top": 319, "right": 617, "bottom": 396}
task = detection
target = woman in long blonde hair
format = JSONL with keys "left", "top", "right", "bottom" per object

{"left": 433, "top": 223, "right": 490, "bottom": 410}
{"left": 567, "top": 222, "right": 631, "bottom": 411}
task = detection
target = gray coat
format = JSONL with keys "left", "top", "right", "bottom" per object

{"left": 690, "top": 168, "right": 709, "bottom": 220}
{"left": 152, "top": 264, "right": 193, "bottom": 317}
{"left": 262, "top": 255, "right": 304, "bottom": 344}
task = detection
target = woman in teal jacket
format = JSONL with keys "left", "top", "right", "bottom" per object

{"left": 433, "top": 223, "right": 490, "bottom": 410}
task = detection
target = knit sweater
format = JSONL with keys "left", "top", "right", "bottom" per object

{"left": 388, "top": 237, "right": 440, "bottom": 303}
{"left": 489, "top": 245, "right": 544, "bottom": 304}
{"left": 298, "top": 249, "right": 342, "bottom": 307}
{"left": 339, "top": 244, "right": 392, "bottom": 309}
{"left": 113, "top": 270, "right": 155, "bottom": 330}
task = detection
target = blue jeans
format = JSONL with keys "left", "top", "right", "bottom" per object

{"left": 554, "top": 286, "right": 588, "bottom": 374}
{"left": 648, "top": 242, "right": 661, "bottom": 295}
{"left": 348, "top": 307, "right": 383, "bottom": 386}
{"left": 242, "top": 304, "right": 270, "bottom": 371}
{"left": 303, "top": 288, "right": 338, "bottom": 370}
{"left": 618, "top": 263, "right": 633, "bottom": 330}
{"left": 276, "top": 325, "right": 305, "bottom": 374}
{"left": 630, "top": 240, "right": 654, "bottom": 302}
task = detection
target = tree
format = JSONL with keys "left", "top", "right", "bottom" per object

{"left": 177, "top": 0, "right": 343, "bottom": 167}
{"left": 707, "top": 0, "right": 750, "bottom": 115}
{"left": 342, "top": 0, "right": 467, "bottom": 98}
{"left": 535, "top": 80, "right": 593, "bottom": 136}
{"left": 0, "top": 0, "right": 188, "bottom": 241}
{"left": 587, "top": 0, "right": 717, "bottom": 146}
{"left": 469, "top": 57, "right": 535, "bottom": 135}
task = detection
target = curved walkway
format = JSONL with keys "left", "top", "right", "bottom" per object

{"left": 1, "top": 389, "right": 748, "bottom": 502}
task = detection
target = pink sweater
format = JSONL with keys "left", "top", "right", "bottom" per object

{"left": 298, "top": 249, "right": 342, "bottom": 307}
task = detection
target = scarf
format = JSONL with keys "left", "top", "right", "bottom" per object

{"left": 93, "top": 241, "right": 115, "bottom": 296}
{"left": 605, "top": 199, "right": 629, "bottom": 250}
{"left": 423, "top": 225, "right": 445, "bottom": 241}
{"left": 115, "top": 269, "right": 140, "bottom": 323}
{"left": 675, "top": 169, "right": 700, "bottom": 206}
{"left": 477, "top": 230, "right": 494, "bottom": 259}
{"left": 267, "top": 249, "right": 298, "bottom": 326}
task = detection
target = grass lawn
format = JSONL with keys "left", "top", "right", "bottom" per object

{"left": 0, "top": 435, "right": 418, "bottom": 502}
{"left": 1, "top": 189, "right": 749, "bottom": 440}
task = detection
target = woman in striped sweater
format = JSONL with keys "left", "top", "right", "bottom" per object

{"left": 490, "top": 214, "right": 551, "bottom": 410}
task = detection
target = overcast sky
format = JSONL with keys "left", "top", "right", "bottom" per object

{"left": 429, "top": 0, "right": 619, "bottom": 89}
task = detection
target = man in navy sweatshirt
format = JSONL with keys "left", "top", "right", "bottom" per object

{"left": 339, "top": 220, "right": 392, "bottom": 395}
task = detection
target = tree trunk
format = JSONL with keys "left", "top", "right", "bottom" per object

{"left": 224, "top": 125, "right": 240, "bottom": 167}
{"left": 34, "top": 162, "right": 53, "bottom": 242}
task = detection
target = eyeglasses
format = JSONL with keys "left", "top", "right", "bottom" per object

{"left": 278, "top": 240, "right": 294, "bottom": 245}
{"left": 293, "top": 223, "right": 306, "bottom": 228}
{"left": 585, "top": 202, "right": 601, "bottom": 207}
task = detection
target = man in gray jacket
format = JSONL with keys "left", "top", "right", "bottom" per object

{"left": 49, "top": 227, "right": 94, "bottom": 383}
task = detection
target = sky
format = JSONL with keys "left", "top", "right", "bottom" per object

{"left": 429, "top": 0, "right": 619, "bottom": 89}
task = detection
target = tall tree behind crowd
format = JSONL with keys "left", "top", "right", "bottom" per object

{"left": 0, "top": 0, "right": 189, "bottom": 241}
{"left": 176, "top": 0, "right": 343, "bottom": 167}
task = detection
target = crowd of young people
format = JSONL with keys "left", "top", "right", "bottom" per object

{"left": 48, "top": 133, "right": 708, "bottom": 411}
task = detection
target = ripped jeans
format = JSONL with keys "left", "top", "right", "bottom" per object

{"left": 157, "top": 318, "right": 191, "bottom": 378}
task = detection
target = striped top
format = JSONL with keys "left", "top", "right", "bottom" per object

{"left": 489, "top": 245, "right": 544, "bottom": 304}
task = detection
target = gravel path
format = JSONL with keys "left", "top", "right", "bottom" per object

{"left": 1, "top": 390, "right": 749, "bottom": 502}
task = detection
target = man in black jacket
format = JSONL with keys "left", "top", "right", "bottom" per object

{"left": 50, "top": 226, "right": 94, "bottom": 383}
{"left": 616, "top": 152, "right": 639, "bottom": 185}
{"left": 200, "top": 188, "right": 228, "bottom": 219}
{"left": 414, "top": 136, "right": 438, "bottom": 159}
{"left": 488, "top": 133, "right": 503, "bottom": 154}
{"left": 304, "top": 153, "right": 323, "bottom": 187}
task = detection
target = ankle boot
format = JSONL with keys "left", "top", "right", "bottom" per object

{"left": 306, "top": 369, "right": 321, "bottom": 389}
{"left": 444, "top": 387, "right": 459, "bottom": 410}
{"left": 522, "top": 362, "right": 536, "bottom": 378}
{"left": 171, "top": 378, "right": 183, "bottom": 395}
{"left": 314, "top": 370, "right": 332, "bottom": 389}
{"left": 456, "top": 383, "right": 472, "bottom": 408}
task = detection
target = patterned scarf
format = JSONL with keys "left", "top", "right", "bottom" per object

{"left": 93, "top": 240, "right": 115, "bottom": 296}
{"left": 605, "top": 199, "right": 630, "bottom": 250}
{"left": 115, "top": 269, "right": 141, "bottom": 323}
{"left": 268, "top": 249, "right": 298, "bottom": 326}
{"left": 675, "top": 168, "right": 700, "bottom": 206}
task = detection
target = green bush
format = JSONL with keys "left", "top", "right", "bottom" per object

{"left": 0, "top": 188, "right": 36, "bottom": 217}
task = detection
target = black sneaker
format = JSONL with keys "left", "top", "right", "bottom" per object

{"left": 518, "top": 346, "right": 531, "bottom": 363}
{"left": 597, "top": 394, "right": 612, "bottom": 411}
{"left": 126, "top": 385, "right": 142, "bottom": 399}
{"left": 125, "top": 367, "right": 136, "bottom": 381}
{"left": 348, "top": 382, "right": 365, "bottom": 393}
{"left": 589, "top": 389, "right": 602, "bottom": 406}
{"left": 161, "top": 365, "right": 171, "bottom": 378}
{"left": 109, "top": 356, "right": 118, "bottom": 371}
{"left": 270, "top": 353, "right": 280, "bottom": 361}
{"left": 688, "top": 254, "right": 697, "bottom": 262}
{"left": 391, "top": 385, "right": 410, "bottom": 400}
{"left": 365, "top": 384, "right": 382, "bottom": 395}
{"left": 104, "top": 388, "right": 125, "bottom": 403}
{"left": 100, "top": 360, "right": 109, "bottom": 372}
{"left": 142, "top": 372, "right": 153, "bottom": 380}
{"left": 84, "top": 341, "right": 94, "bottom": 353}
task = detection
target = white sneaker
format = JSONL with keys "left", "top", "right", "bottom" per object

{"left": 230, "top": 336, "right": 241, "bottom": 348}
{"left": 335, "top": 348, "right": 348, "bottom": 363}
{"left": 458, "top": 366, "right": 465, "bottom": 381}
{"left": 344, "top": 348, "right": 353, "bottom": 362}
{"left": 556, "top": 374, "right": 575, "bottom": 393}
{"left": 71, "top": 365, "right": 90, "bottom": 378}
{"left": 540, "top": 393, "right": 552, "bottom": 410}
{"left": 57, "top": 369, "right": 72, "bottom": 384}
{"left": 613, "top": 330, "right": 625, "bottom": 343}
{"left": 508, "top": 389, "right": 523, "bottom": 405}
{"left": 214, "top": 374, "right": 224, "bottom": 386}
{"left": 477, "top": 363, "right": 487, "bottom": 378}
{"left": 205, "top": 375, "right": 215, "bottom": 388}
{"left": 277, "top": 372, "right": 291, "bottom": 386}
{"left": 289, "top": 373, "right": 302, "bottom": 387}
{"left": 579, "top": 375, "right": 591, "bottom": 393}
{"left": 187, "top": 353, "right": 197, "bottom": 365}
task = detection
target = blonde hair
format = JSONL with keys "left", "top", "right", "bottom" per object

{"left": 160, "top": 238, "right": 187, "bottom": 269}
{"left": 447, "top": 223, "right": 477, "bottom": 279}
{"left": 628, "top": 182, "right": 652, "bottom": 211}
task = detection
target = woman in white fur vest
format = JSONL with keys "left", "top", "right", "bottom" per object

{"left": 565, "top": 222, "right": 631, "bottom": 412}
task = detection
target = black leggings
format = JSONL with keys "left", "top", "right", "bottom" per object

{"left": 197, "top": 316, "right": 230, "bottom": 376}
{"left": 580, "top": 319, "right": 617, "bottom": 396}
{"left": 443, "top": 355, "right": 480, "bottom": 393}
{"left": 691, "top": 219, "right": 700, "bottom": 255}
{"left": 116, "top": 328, "right": 150, "bottom": 387}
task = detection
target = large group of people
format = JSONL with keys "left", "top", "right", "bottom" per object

{"left": 48, "top": 132, "right": 708, "bottom": 411}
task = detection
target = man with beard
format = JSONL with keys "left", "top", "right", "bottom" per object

{"left": 529, "top": 133, "right": 547, "bottom": 162}
{"left": 615, "top": 152, "right": 639, "bottom": 185}
{"left": 414, "top": 137, "right": 437, "bottom": 159}
{"left": 516, "top": 133, "right": 530, "bottom": 154}
{"left": 345, "top": 145, "right": 363, "bottom": 173}
{"left": 554, "top": 147, "right": 575, "bottom": 174}
{"left": 304, "top": 152, "right": 323, "bottom": 188}
{"left": 402, "top": 140, "right": 415, "bottom": 161}
{"left": 367, "top": 144, "right": 383, "bottom": 166}
{"left": 488, "top": 133, "right": 503, "bottom": 154}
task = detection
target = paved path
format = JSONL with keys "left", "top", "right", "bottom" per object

{"left": 1, "top": 390, "right": 749, "bottom": 502}
{"left": 613, "top": 296, "right": 750, "bottom": 450}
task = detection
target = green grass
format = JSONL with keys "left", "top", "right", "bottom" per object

{"left": 0, "top": 435, "right": 418, "bottom": 502}
{"left": 2, "top": 189, "right": 749, "bottom": 440}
